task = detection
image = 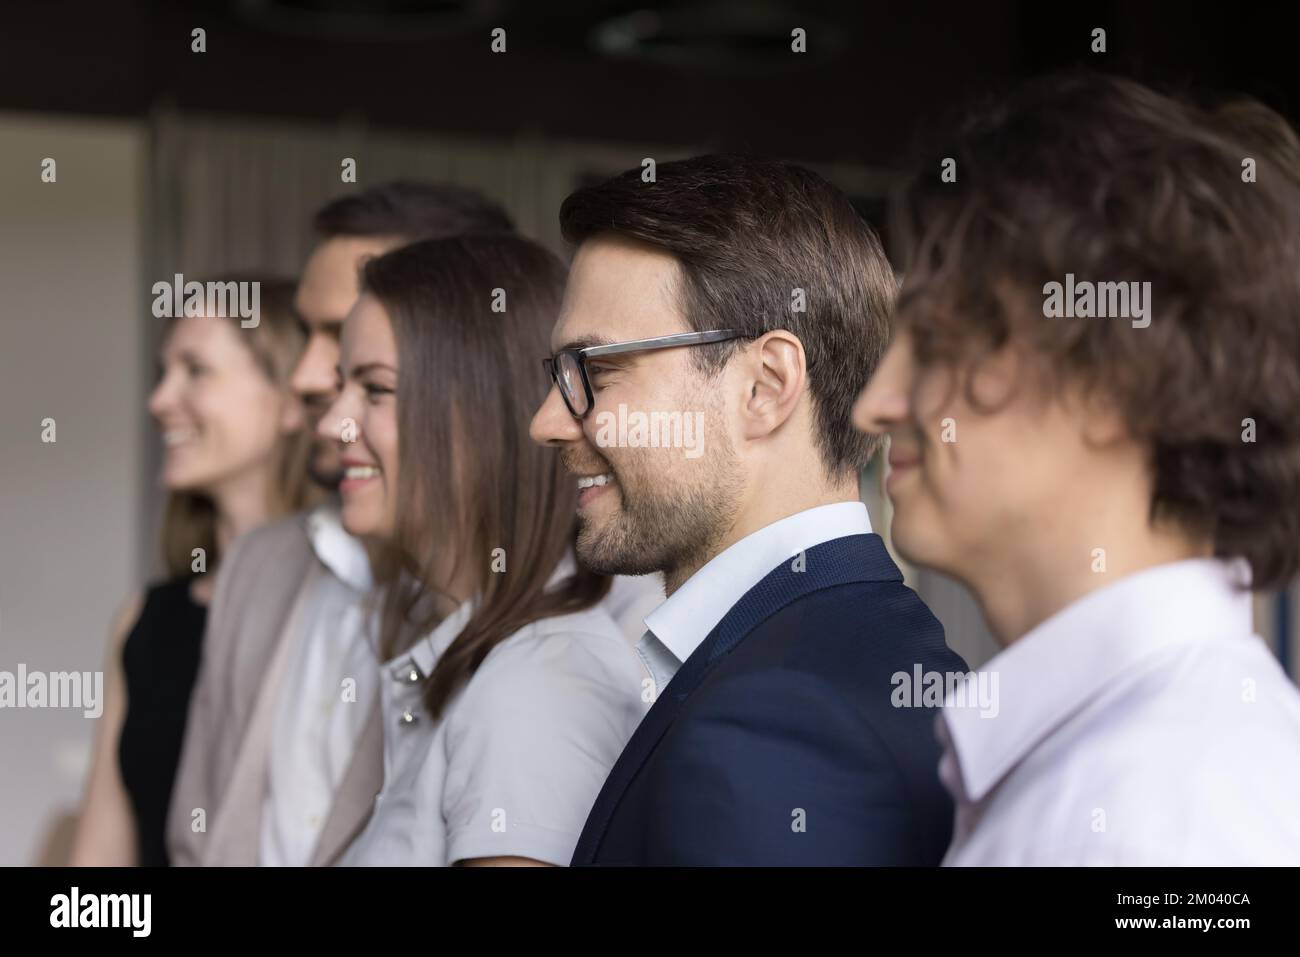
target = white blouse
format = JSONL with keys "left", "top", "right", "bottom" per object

{"left": 338, "top": 571, "right": 650, "bottom": 866}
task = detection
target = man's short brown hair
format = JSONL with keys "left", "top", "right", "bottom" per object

{"left": 899, "top": 72, "right": 1300, "bottom": 590}
{"left": 560, "top": 154, "right": 896, "bottom": 476}
{"left": 313, "top": 179, "right": 514, "bottom": 242}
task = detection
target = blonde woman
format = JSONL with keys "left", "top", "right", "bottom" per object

{"left": 70, "top": 278, "right": 319, "bottom": 865}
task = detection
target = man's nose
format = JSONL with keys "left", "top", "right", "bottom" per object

{"left": 291, "top": 335, "right": 339, "bottom": 399}
{"left": 530, "top": 384, "right": 585, "bottom": 446}
{"left": 853, "top": 336, "right": 913, "bottom": 435}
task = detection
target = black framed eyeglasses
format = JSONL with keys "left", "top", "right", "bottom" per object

{"left": 543, "top": 329, "right": 742, "bottom": 418}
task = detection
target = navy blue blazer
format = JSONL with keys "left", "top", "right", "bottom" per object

{"left": 572, "top": 533, "right": 967, "bottom": 866}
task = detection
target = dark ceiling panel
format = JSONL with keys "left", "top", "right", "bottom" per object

{"left": 0, "top": 0, "right": 1293, "bottom": 166}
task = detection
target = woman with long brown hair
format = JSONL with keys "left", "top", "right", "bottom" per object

{"left": 323, "top": 233, "right": 646, "bottom": 866}
{"left": 71, "top": 277, "right": 319, "bottom": 865}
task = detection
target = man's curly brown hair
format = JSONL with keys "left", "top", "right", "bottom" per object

{"left": 897, "top": 71, "right": 1300, "bottom": 591}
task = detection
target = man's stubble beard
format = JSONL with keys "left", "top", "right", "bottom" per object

{"left": 307, "top": 440, "right": 344, "bottom": 491}
{"left": 303, "top": 403, "right": 344, "bottom": 491}
{"left": 572, "top": 436, "right": 743, "bottom": 591}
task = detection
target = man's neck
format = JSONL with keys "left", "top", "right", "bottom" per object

{"left": 966, "top": 513, "right": 1213, "bottom": 648}
{"left": 662, "top": 472, "right": 861, "bottom": 596}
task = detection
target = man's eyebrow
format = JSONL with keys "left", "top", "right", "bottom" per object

{"left": 296, "top": 310, "right": 346, "bottom": 332}
{"left": 553, "top": 333, "right": 615, "bottom": 352}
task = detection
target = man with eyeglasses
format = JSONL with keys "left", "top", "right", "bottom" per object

{"left": 530, "top": 154, "right": 967, "bottom": 865}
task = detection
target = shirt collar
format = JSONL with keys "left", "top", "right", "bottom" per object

{"left": 404, "top": 596, "right": 478, "bottom": 678}
{"left": 644, "top": 501, "right": 872, "bottom": 666}
{"left": 398, "top": 549, "right": 581, "bottom": 677}
{"left": 939, "top": 557, "right": 1254, "bottom": 804}
{"left": 305, "top": 502, "right": 372, "bottom": 592}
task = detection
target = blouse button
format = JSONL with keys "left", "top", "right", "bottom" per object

{"left": 390, "top": 659, "right": 421, "bottom": 684}
{"left": 399, "top": 708, "right": 418, "bottom": 726}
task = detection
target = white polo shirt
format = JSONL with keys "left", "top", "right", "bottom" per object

{"left": 338, "top": 555, "right": 650, "bottom": 866}
{"left": 939, "top": 558, "right": 1300, "bottom": 865}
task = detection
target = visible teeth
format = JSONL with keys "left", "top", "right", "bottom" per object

{"left": 345, "top": 465, "right": 380, "bottom": 480}
{"left": 576, "top": 473, "right": 612, "bottom": 490}
{"left": 163, "top": 429, "right": 197, "bottom": 447}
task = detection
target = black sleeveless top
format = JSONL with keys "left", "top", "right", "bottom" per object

{"left": 118, "top": 578, "right": 207, "bottom": 866}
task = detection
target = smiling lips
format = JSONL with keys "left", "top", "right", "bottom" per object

{"left": 575, "top": 472, "right": 615, "bottom": 507}
{"left": 339, "top": 458, "right": 381, "bottom": 492}
{"left": 885, "top": 445, "right": 922, "bottom": 493}
{"left": 161, "top": 427, "right": 198, "bottom": 448}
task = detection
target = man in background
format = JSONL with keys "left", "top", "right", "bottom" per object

{"left": 854, "top": 73, "right": 1300, "bottom": 864}
{"left": 168, "top": 181, "right": 518, "bottom": 866}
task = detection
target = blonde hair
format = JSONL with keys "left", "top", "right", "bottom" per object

{"left": 159, "top": 276, "right": 321, "bottom": 578}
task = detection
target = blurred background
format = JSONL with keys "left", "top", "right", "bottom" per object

{"left": 1, "top": 0, "right": 1297, "bottom": 865}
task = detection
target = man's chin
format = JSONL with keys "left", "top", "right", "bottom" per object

{"left": 574, "top": 520, "right": 617, "bottom": 573}
{"left": 888, "top": 515, "right": 946, "bottom": 577}
{"left": 575, "top": 523, "right": 663, "bottom": 578}
{"left": 576, "top": 547, "right": 652, "bottom": 578}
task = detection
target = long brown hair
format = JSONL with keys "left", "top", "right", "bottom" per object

{"left": 361, "top": 234, "right": 610, "bottom": 719}
{"left": 160, "top": 276, "right": 321, "bottom": 577}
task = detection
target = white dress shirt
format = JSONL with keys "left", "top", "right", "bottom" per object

{"left": 603, "top": 573, "right": 666, "bottom": 647}
{"left": 939, "top": 558, "right": 1300, "bottom": 865}
{"left": 259, "top": 504, "right": 379, "bottom": 867}
{"left": 636, "top": 501, "right": 873, "bottom": 697}
{"left": 338, "top": 554, "right": 649, "bottom": 866}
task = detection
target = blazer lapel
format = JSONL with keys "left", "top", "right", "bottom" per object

{"left": 573, "top": 533, "right": 900, "bottom": 864}
{"left": 205, "top": 570, "right": 316, "bottom": 865}
{"left": 310, "top": 698, "right": 383, "bottom": 866}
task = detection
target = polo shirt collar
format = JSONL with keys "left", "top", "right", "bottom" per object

{"left": 402, "top": 549, "right": 581, "bottom": 677}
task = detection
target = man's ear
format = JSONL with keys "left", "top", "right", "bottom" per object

{"left": 1077, "top": 386, "right": 1130, "bottom": 448}
{"left": 739, "top": 330, "right": 806, "bottom": 441}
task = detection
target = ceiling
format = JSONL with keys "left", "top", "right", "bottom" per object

{"left": 2, "top": 0, "right": 1294, "bottom": 166}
